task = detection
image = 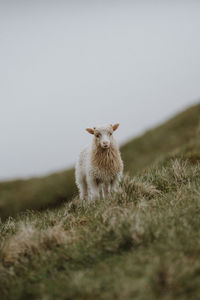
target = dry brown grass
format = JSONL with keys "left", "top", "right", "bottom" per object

{"left": 171, "top": 159, "right": 188, "bottom": 184}
{"left": 1, "top": 223, "right": 39, "bottom": 264}
{"left": 1, "top": 222, "right": 70, "bottom": 264}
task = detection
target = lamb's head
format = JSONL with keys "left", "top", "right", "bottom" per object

{"left": 86, "top": 124, "right": 119, "bottom": 149}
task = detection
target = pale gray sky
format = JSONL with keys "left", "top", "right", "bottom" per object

{"left": 0, "top": 0, "right": 200, "bottom": 180}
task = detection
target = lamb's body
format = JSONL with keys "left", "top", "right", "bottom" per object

{"left": 76, "top": 124, "right": 123, "bottom": 201}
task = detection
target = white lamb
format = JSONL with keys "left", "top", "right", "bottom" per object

{"left": 75, "top": 123, "right": 123, "bottom": 201}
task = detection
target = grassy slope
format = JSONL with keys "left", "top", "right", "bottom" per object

{"left": 0, "top": 169, "right": 77, "bottom": 220}
{"left": 0, "top": 103, "right": 200, "bottom": 220}
{"left": 121, "top": 103, "right": 200, "bottom": 174}
{"left": 0, "top": 103, "right": 200, "bottom": 299}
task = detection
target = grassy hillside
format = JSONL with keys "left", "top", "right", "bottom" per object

{"left": 0, "top": 169, "right": 77, "bottom": 220}
{"left": 121, "top": 103, "right": 200, "bottom": 174}
{"left": 0, "top": 103, "right": 200, "bottom": 220}
{"left": 1, "top": 157, "right": 200, "bottom": 299}
{"left": 0, "top": 102, "right": 200, "bottom": 299}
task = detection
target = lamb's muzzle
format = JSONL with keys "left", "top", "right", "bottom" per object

{"left": 75, "top": 123, "right": 123, "bottom": 201}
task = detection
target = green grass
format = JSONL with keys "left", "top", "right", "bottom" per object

{"left": 0, "top": 102, "right": 200, "bottom": 299}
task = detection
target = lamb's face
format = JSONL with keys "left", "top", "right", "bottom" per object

{"left": 86, "top": 124, "right": 119, "bottom": 149}
{"left": 94, "top": 126, "right": 113, "bottom": 149}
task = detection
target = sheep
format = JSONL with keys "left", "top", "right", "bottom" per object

{"left": 75, "top": 123, "right": 123, "bottom": 201}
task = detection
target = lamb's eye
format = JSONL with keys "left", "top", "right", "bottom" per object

{"left": 96, "top": 134, "right": 100, "bottom": 138}
{"left": 109, "top": 132, "right": 112, "bottom": 136}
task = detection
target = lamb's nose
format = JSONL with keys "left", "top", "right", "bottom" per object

{"left": 103, "top": 141, "right": 108, "bottom": 145}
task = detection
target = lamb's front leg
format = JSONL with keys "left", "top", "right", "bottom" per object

{"left": 103, "top": 183, "right": 110, "bottom": 199}
{"left": 88, "top": 178, "right": 100, "bottom": 201}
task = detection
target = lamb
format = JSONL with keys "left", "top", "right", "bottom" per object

{"left": 75, "top": 123, "right": 123, "bottom": 201}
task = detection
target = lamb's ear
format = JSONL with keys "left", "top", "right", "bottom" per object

{"left": 112, "top": 123, "right": 120, "bottom": 131}
{"left": 86, "top": 128, "right": 94, "bottom": 135}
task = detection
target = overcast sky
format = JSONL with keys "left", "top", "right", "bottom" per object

{"left": 0, "top": 0, "right": 200, "bottom": 180}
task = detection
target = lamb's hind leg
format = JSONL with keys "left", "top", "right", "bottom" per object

{"left": 79, "top": 177, "right": 88, "bottom": 201}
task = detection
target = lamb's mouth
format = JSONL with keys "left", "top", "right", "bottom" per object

{"left": 102, "top": 145, "right": 109, "bottom": 149}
